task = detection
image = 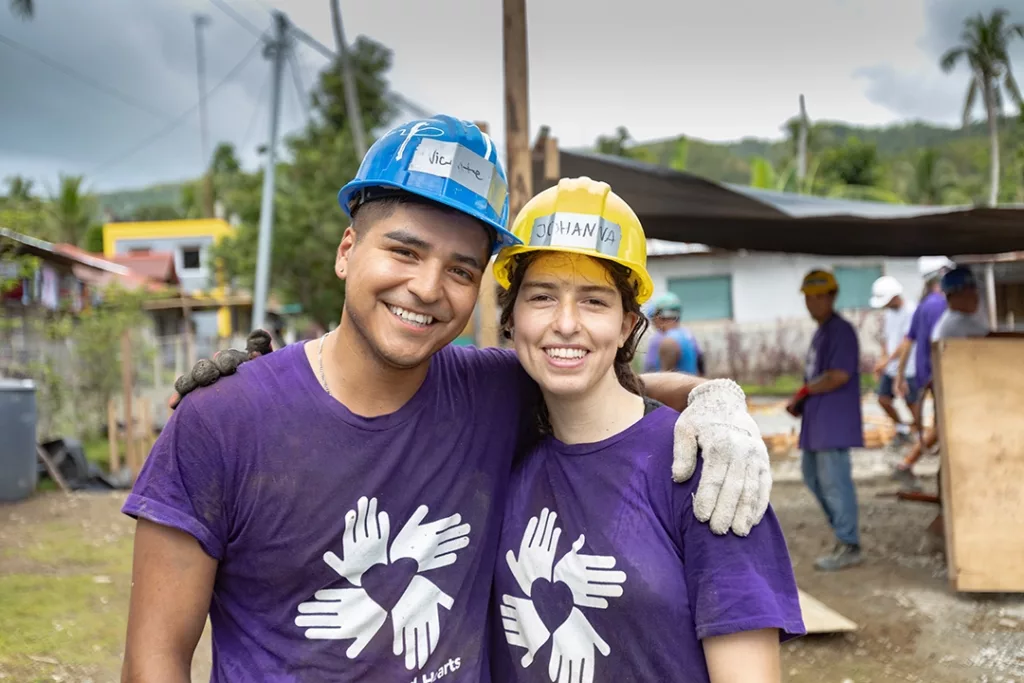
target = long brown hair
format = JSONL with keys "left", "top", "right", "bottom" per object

{"left": 498, "top": 252, "right": 650, "bottom": 435}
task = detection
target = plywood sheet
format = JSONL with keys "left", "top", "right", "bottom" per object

{"left": 933, "top": 338, "right": 1024, "bottom": 593}
{"left": 798, "top": 589, "right": 858, "bottom": 634}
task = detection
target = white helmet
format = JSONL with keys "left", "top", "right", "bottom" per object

{"left": 918, "top": 256, "right": 956, "bottom": 281}
{"left": 869, "top": 276, "right": 903, "bottom": 309}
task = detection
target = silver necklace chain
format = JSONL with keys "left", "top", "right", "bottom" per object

{"left": 317, "top": 331, "right": 332, "bottom": 397}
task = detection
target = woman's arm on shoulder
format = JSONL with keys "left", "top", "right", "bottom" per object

{"left": 703, "top": 628, "right": 781, "bottom": 683}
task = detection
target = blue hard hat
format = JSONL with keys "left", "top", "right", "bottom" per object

{"left": 337, "top": 114, "right": 520, "bottom": 254}
{"left": 649, "top": 292, "right": 683, "bottom": 316}
{"left": 940, "top": 266, "right": 977, "bottom": 294}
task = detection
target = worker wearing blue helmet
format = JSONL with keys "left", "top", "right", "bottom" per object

{"left": 125, "top": 115, "right": 775, "bottom": 680}
{"left": 645, "top": 292, "right": 705, "bottom": 375}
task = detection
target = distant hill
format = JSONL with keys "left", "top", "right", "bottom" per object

{"left": 96, "top": 117, "right": 1023, "bottom": 210}
{"left": 628, "top": 116, "right": 1022, "bottom": 203}
{"left": 96, "top": 182, "right": 185, "bottom": 220}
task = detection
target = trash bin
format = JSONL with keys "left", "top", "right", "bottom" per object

{"left": 0, "top": 378, "right": 38, "bottom": 502}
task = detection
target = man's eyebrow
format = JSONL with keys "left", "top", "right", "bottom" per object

{"left": 383, "top": 229, "right": 484, "bottom": 271}
{"left": 452, "top": 252, "right": 483, "bottom": 271}
{"left": 382, "top": 229, "right": 430, "bottom": 250}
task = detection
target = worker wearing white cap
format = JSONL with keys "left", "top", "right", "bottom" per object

{"left": 869, "top": 276, "right": 919, "bottom": 447}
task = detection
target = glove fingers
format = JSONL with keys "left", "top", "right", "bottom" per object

{"left": 246, "top": 329, "right": 274, "bottom": 357}
{"left": 755, "top": 466, "right": 773, "bottom": 525}
{"left": 191, "top": 358, "right": 220, "bottom": 387}
{"left": 213, "top": 348, "right": 248, "bottom": 375}
{"left": 731, "top": 459, "right": 761, "bottom": 537}
{"left": 691, "top": 444, "right": 728, "bottom": 525}
{"left": 174, "top": 372, "right": 198, "bottom": 397}
{"left": 672, "top": 420, "right": 699, "bottom": 483}
{"left": 707, "top": 454, "right": 744, "bottom": 535}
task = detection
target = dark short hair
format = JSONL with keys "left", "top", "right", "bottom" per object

{"left": 498, "top": 251, "right": 649, "bottom": 435}
{"left": 350, "top": 190, "right": 497, "bottom": 249}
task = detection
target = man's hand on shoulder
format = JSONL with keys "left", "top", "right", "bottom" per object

{"left": 671, "top": 379, "right": 772, "bottom": 538}
{"left": 168, "top": 329, "right": 275, "bottom": 410}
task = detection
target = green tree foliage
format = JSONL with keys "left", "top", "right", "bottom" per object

{"left": 940, "top": 8, "right": 1024, "bottom": 205}
{"left": 8, "top": 0, "right": 32, "bottom": 20}
{"left": 44, "top": 174, "right": 97, "bottom": 246}
{"left": 0, "top": 283, "right": 152, "bottom": 439}
{"left": 211, "top": 36, "right": 396, "bottom": 329}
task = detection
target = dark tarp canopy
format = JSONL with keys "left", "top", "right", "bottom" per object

{"left": 532, "top": 151, "right": 1024, "bottom": 258}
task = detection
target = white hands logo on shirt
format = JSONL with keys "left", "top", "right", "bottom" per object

{"left": 294, "top": 495, "right": 470, "bottom": 672}
{"left": 501, "top": 507, "right": 625, "bottom": 682}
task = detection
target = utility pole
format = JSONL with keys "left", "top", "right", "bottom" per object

{"left": 193, "top": 13, "right": 214, "bottom": 217}
{"left": 330, "top": 0, "right": 367, "bottom": 157}
{"left": 480, "top": 0, "right": 532, "bottom": 348}
{"left": 251, "top": 11, "right": 288, "bottom": 332}
{"left": 796, "top": 94, "right": 809, "bottom": 190}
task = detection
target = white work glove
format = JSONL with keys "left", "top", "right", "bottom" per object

{"left": 672, "top": 379, "right": 772, "bottom": 537}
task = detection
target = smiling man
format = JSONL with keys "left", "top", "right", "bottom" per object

{"left": 120, "top": 115, "right": 775, "bottom": 682}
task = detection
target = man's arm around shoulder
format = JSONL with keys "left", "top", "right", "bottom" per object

{"left": 122, "top": 519, "right": 217, "bottom": 682}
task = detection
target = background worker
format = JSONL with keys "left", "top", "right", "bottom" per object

{"left": 869, "top": 276, "right": 919, "bottom": 448}
{"left": 893, "top": 266, "right": 991, "bottom": 488}
{"left": 644, "top": 292, "right": 705, "bottom": 375}
{"left": 786, "top": 269, "right": 864, "bottom": 572}
{"left": 893, "top": 261, "right": 952, "bottom": 487}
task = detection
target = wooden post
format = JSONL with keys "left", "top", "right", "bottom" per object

{"left": 474, "top": 120, "right": 500, "bottom": 348}
{"left": 119, "top": 331, "right": 138, "bottom": 480}
{"left": 543, "top": 136, "right": 560, "bottom": 181}
{"left": 985, "top": 261, "right": 997, "bottom": 330}
{"left": 181, "top": 294, "right": 196, "bottom": 367}
{"left": 499, "top": 0, "right": 533, "bottom": 349}
{"left": 139, "top": 397, "right": 152, "bottom": 463}
{"left": 503, "top": 0, "right": 534, "bottom": 218}
{"left": 107, "top": 398, "right": 121, "bottom": 473}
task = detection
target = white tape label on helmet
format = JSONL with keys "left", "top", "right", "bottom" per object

{"left": 408, "top": 139, "right": 506, "bottom": 214}
{"left": 528, "top": 212, "right": 622, "bottom": 257}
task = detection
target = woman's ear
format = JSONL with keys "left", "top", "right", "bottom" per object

{"left": 619, "top": 311, "right": 639, "bottom": 348}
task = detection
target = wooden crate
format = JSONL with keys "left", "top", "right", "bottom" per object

{"left": 933, "top": 338, "right": 1024, "bottom": 593}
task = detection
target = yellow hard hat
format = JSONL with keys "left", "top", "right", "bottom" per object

{"left": 492, "top": 177, "right": 654, "bottom": 304}
{"left": 800, "top": 269, "right": 839, "bottom": 295}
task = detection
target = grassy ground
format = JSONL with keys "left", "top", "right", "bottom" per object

{"left": 0, "top": 493, "right": 135, "bottom": 681}
{"left": 742, "top": 373, "right": 878, "bottom": 397}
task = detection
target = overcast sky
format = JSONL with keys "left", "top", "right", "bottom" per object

{"left": 1, "top": 0, "right": 1022, "bottom": 193}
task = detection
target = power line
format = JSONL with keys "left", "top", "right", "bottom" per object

{"left": 0, "top": 31, "right": 170, "bottom": 121}
{"left": 90, "top": 39, "right": 264, "bottom": 178}
{"left": 287, "top": 50, "right": 311, "bottom": 124}
{"left": 207, "top": 0, "right": 266, "bottom": 40}
{"left": 241, "top": 70, "right": 269, "bottom": 154}
{"left": 288, "top": 27, "right": 435, "bottom": 120}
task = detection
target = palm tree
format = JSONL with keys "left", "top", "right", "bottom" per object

{"left": 940, "top": 8, "right": 1024, "bottom": 206}
{"left": 9, "top": 0, "right": 33, "bottom": 19}
{"left": 45, "top": 174, "right": 97, "bottom": 246}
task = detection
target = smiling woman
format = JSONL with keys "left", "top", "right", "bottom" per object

{"left": 489, "top": 177, "right": 805, "bottom": 683}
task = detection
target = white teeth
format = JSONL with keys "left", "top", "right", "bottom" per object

{"left": 545, "top": 347, "right": 587, "bottom": 360}
{"left": 388, "top": 305, "right": 434, "bottom": 326}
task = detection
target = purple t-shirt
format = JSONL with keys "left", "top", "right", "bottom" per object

{"left": 799, "top": 313, "right": 864, "bottom": 451}
{"left": 907, "top": 291, "right": 948, "bottom": 387}
{"left": 123, "top": 342, "right": 532, "bottom": 682}
{"left": 490, "top": 405, "right": 805, "bottom": 682}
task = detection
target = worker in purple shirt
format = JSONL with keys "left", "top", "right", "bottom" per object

{"left": 119, "top": 115, "right": 776, "bottom": 681}
{"left": 892, "top": 261, "right": 951, "bottom": 486}
{"left": 786, "top": 269, "right": 864, "bottom": 571}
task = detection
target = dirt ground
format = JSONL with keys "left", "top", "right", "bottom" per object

{"left": 1, "top": 470, "right": 1022, "bottom": 682}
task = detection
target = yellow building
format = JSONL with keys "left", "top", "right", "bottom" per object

{"left": 102, "top": 218, "right": 245, "bottom": 344}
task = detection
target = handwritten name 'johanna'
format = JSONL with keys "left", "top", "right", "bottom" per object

{"left": 535, "top": 219, "right": 617, "bottom": 243}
